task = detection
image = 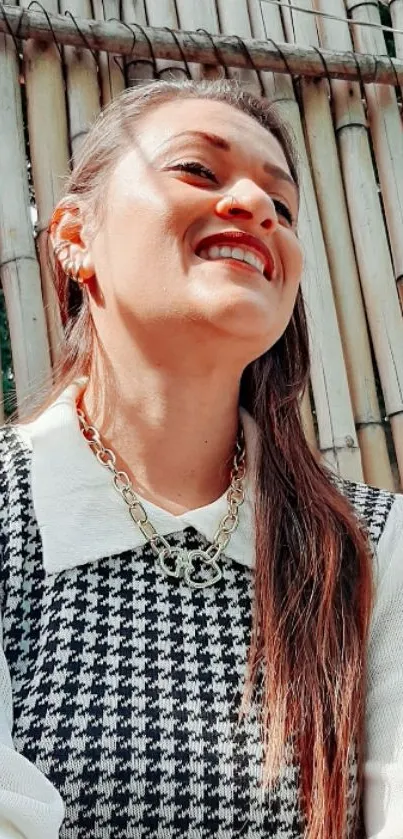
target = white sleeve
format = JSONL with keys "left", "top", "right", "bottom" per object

{"left": 364, "top": 494, "right": 403, "bottom": 838}
{"left": 0, "top": 619, "right": 64, "bottom": 839}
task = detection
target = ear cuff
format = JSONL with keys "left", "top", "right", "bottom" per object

{"left": 53, "top": 241, "right": 68, "bottom": 257}
{"left": 53, "top": 243, "right": 85, "bottom": 284}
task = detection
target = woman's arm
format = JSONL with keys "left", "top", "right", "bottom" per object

{"left": 0, "top": 620, "right": 64, "bottom": 839}
{"left": 364, "top": 494, "right": 403, "bottom": 838}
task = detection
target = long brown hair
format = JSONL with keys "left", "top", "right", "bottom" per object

{"left": 40, "top": 80, "right": 372, "bottom": 838}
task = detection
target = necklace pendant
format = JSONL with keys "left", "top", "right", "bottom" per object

{"left": 158, "top": 546, "right": 222, "bottom": 590}
{"left": 158, "top": 546, "right": 190, "bottom": 581}
{"left": 77, "top": 408, "right": 245, "bottom": 592}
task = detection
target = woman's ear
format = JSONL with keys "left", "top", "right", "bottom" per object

{"left": 49, "top": 204, "right": 95, "bottom": 282}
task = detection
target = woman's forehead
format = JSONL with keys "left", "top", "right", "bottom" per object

{"left": 134, "top": 97, "right": 291, "bottom": 174}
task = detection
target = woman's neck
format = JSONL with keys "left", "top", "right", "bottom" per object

{"left": 81, "top": 362, "right": 241, "bottom": 515}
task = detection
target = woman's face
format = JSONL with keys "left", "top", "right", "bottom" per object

{"left": 87, "top": 97, "right": 304, "bottom": 369}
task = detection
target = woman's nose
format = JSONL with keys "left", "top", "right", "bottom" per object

{"left": 214, "top": 182, "right": 278, "bottom": 232}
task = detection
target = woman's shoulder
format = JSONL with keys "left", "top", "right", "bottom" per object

{"left": 0, "top": 425, "right": 34, "bottom": 561}
{"left": 338, "top": 476, "right": 403, "bottom": 589}
{"left": 0, "top": 423, "right": 33, "bottom": 503}
{"left": 338, "top": 477, "right": 398, "bottom": 545}
{"left": 0, "top": 422, "right": 33, "bottom": 465}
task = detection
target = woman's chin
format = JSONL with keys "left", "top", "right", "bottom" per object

{"left": 202, "top": 305, "right": 283, "bottom": 356}
{"left": 188, "top": 275, "right": 292, "bottom": 352}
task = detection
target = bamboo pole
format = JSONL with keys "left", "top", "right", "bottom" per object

{"left": 174, "top": 0, "right": 221, "bottom": 80}
{"left": 389, "top": 0, "right": 403, "bottom": 57}
{"left": 346, "top": 0, "right": 403, "bottom": 310}
{"left": 145, "top": 0, "right": 188, "bottom": 81}
{"left": 174, "top": 0, "right": 219, "bottom": 33}
{"left": 213, "top": 0, "right": 262, "bottom": 93}
{"left": 388, "top": 0, "right": 403, "bottom": 138}
{"left": 93, "top": 0, "right": 125, "bottom": 104}
{"left": 248, "top": 0, "right": 362, "bottom": 480}
{"left": 122, "top": 0, "right": 155, "bottom": 86}
{"left": 281, "top": 0, "right": 393, "bottom": 489}
{"left": 0, "top": 3, "right": 52, "bottom": 410}
{"left": 0, "top": 4, "right": 403, "bottom": 83}
{"left": 316, "top": 0, "right": 403, "bottom": 486}
{"left": 58, "top": 0, "right": 100, "bottom": 162}
{"left": 19, "top": 0, "right": 68, "bottom": 364}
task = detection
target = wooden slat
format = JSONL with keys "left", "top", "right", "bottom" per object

{"left": 0, "top": 2, "right": 52, "bottom": 410}
{"left": 59, "top": 0, "right": 100, "bottom": 161}
{"left": 388, "top": 0, "right": 403, "bottom": 301}
{"left": 19, "top": 0, "right": 68, "bottom": 364}
{"left": 175, "top": 0, "right": 220, "bottom": 80}
{"left": 145, "top": 0, "right": 185, "bottom": 80}
{"left": 93, "top": 0, "right": 125, "bottom": 104}
{"left": 316, "top": 0, "right": 403, "bottom": 486}
{"left": 346, "top": 0, "right": 403, "bottom": 310}
{"left": 389, "top": 0, "right": 403, "bottom": 90}
{"left": 249, "top": 0, "right": 362, "bottom": 480}
{"left": 121, "top": 0, "right": 154, "bottom": 86}
{"left": 214, "top": 0, "right": 261, "bottom": 93}
{"left": 283, "top": 0, "right": 393, "bottom": 488}
{"left": 174, "top": 0, "right": 219, "bottom": 31}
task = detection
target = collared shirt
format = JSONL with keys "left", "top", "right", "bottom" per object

{"left": 18, "top": 380, "right": 257, "bottom": 577}
{"left": 0, "top": 380, "right": 402, "bottom": 839}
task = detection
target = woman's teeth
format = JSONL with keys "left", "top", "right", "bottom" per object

{"left": 199, "top": 245, "right": 266, "bottom": 275}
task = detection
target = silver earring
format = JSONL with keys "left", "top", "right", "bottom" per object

{"left": 65, "top": 259, "right": 77, "bottom": 279}
{"left": 53, "top": 241, "right": 68, "bottom": 257}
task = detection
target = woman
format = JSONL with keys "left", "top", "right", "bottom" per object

{"left": 0, "top": 79, "right": 401, "bottom": 839}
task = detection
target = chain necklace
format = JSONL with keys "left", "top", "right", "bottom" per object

{"left": 77, "top": 406, "right": 246, "bottom": 590}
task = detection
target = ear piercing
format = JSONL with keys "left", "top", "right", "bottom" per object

{"left": 53, "top": 242, "right": 92, "bottom": 284}
{"left": 53, "top": 241, "right": 68, "bottom": 257}
{"left": 65, "top": 258, "right": 81, "bottom": 282}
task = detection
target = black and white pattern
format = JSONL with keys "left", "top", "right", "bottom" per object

{"left": 0, "top": 427, "right": 395, "bottom": 838}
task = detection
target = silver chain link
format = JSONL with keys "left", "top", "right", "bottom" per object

{"left": 77, "top": 407, "right": 246, "bottom": 586}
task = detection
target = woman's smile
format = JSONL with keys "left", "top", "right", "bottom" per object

{"left": 78, "top": 96, "right": 303, "bottom": 367}
{"left": 195, "top": 230, "right": 276, "bottom": 280}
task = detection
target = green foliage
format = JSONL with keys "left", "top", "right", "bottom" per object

{"left": 0, "top": 289, "right": 15, "bottom": 417}
{"left": 1, "top": 83, "right": 30, "bottom": 418}
{"left": 380, "top": 2, "right": 394, "bottom": 58}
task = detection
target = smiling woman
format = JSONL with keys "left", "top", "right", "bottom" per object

{"left": 51, "top": 91, "right": 302, "bottom": 373}
{"left": 0, "top": 79, "right": 402, "bottom": 839}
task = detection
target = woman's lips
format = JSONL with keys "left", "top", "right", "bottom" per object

{"left": 194, "top": 230, "right": 275, "bottom": 280}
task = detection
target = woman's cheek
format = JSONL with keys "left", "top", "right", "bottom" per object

{"left": 280, "top": 230, "right": 304, "bottom": 288}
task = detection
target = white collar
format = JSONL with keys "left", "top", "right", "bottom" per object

{"left": 17, "top": 380, "right": 257, "bottom": 576}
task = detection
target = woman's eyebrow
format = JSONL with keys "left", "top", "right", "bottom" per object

{"left": 159, "top": 129, "right": 297, "bottom": 192}
{"left": 169, "top": 129, "right": 231, "bottom": 152}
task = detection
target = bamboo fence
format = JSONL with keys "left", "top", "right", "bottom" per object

{"left": 0, "top": 0, "right": 402, "bottom": 490}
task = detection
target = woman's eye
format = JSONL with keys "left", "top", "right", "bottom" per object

{"left": 170, "top": 161, "right": 218, "bottom": 183}
{"left": 273, "top": 199, "right": 294, "bottom": 227}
